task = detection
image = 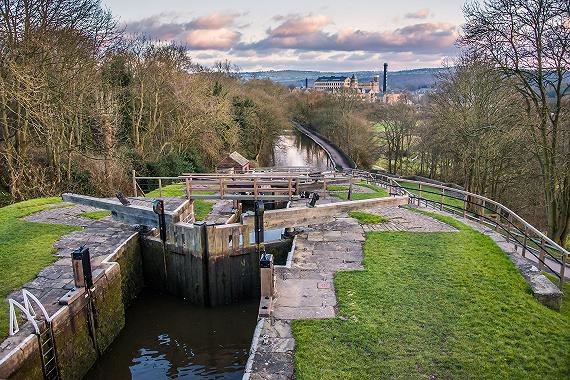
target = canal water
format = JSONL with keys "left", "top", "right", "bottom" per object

{"left": 85, "top": 290, "right": 259, "bottom": 380}
{"left": 271, "top": 128, "right": 333, "bottom": 169}
{"left": 85, "top": 127, "right": 328, "bottom": 379}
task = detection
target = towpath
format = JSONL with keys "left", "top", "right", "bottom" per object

{"left": 291, "top": 121, "right": 355, "bottom": 170}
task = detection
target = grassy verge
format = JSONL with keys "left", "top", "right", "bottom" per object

{"left": 348, "top": 211, "right": 388, "bottom": 225}
{"left": 80, "top": 210, "right": 111, "bottom": 220}
{"left": 0, "top": 198, "right": 80, "bottom": 340}
{"left": 330, "top": 182, "right": 389, "bottom": 201}
{"left": 398, "top": 181, "right": 464, "bottom": 209}
{"left": 293, "top": 212, "right": 570, "bottom": 379}
{"left": 146, "top": 184, "right": 213, "bottom": 221}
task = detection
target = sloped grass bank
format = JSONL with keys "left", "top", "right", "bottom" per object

{"left": 329, "top": 182, "right": 389, "bottom": 200}
{"left": 293, "top": 213, "right": 570, "bottom": 379}
{"left": 0, "top": 198, "right": 80, "bottom": 340}
{"left": 398, "top": 181, "right": 464, "bottom": 209}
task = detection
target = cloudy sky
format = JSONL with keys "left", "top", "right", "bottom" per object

{"left": 102, "top": 0, "right": 470, "bottom": 71}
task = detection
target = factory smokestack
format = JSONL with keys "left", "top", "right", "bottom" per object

{"left": 382, "top": 63, "right": 388, "bottom": 93}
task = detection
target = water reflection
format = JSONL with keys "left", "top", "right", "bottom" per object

{"left": 272, "top": 129, "right": 333, "bottom": 170}
{"left": 85, "top": 290, "right": 259, "bottom": 380}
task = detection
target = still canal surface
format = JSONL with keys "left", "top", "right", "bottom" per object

{"left": 85, "top": 127, "right": 329, "bottom": 379}
{"left": 85, "top": 291, "right": 259, "bottom": 380}
{"left": 271, "top": 128, "right": 333, "bottom": 169}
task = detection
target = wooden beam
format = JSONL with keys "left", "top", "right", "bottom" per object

{"left": 243, "top": 196, "right": 408, "bottom": 229}
{"left": 62, "top": 193, "right": 168, "bottom": 227}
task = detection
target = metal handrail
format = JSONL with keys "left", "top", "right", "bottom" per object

{"left": 345, "top": 169, "right": 569, "bottom": 289}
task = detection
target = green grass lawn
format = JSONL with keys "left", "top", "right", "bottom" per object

{"left": 330, "top": 182, "right": 390, "bottom": 200}
{"left": 293, "top": 212, "right": 570, "bottom": 379}
{"left": 0, "top": 198, "right": 80, "bottom": 340}
{"left": 80, "top": 210, "right": 112, "bottom": 220}
{"left": 146, "top": 184, "right": 213, "bottom": 221}
{"left": 348, "top": 211, "right": 388, "bottom": 225}
{"left": 398, "top": 180, "right": 465, "bottom": 210}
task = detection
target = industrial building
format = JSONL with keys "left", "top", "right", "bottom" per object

{"left": 312, "top": 63, "right": 391, "bottom": 103}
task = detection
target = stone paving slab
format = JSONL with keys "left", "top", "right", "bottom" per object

{"left": 23, "top": 204, "right": 104, "bottom": 227}
{"left": 250, "top": 207, "right": 365, "bottom": 379}
{"left": 246, "top": 319, "right": 295, "bottom": 380}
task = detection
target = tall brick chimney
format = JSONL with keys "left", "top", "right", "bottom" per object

{"left": 382, "top": 63, "right": 388, "bottom": 93}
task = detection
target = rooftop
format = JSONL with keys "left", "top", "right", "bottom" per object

{"left": 315, "top": 76, "right": 350, "bottom": 83}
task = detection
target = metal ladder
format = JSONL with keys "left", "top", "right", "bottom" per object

{"left": 38, "top": 322, "right": 59, "bottom": 380}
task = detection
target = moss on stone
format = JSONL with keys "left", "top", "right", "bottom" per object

{"left": 115, "top": 235, "right": 144, "bottom": 308}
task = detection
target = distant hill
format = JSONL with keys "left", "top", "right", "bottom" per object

{"left": 239, "top": 68, "right": 447, "bottom": 91}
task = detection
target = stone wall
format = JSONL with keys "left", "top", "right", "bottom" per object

{"left": 109, "top": 232, "right": 144, "bottom": 308}
{"left": 0, "top": 233, "right": 143, "bottom": 380}
{"left": 0, "top": 335, "right": 43, "bottom": 380}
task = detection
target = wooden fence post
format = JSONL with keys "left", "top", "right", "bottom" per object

{"left": 418, "top": 183, "right": 423, "bottom": 206}
{"left": 440, "top": 188, "right": 444, "bottom": 210}
{"left": 132, "top": 170, "right": 137, "bottom": 197}
{"left": 253, "top": 178, "right": 258, "bottom": 200}
{"left": 158, "top": 178, "right": 163, "bottom": 197}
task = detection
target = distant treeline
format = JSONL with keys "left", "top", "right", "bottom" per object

{"left": 0, "top": 0, "right": 292, "bottom": 204}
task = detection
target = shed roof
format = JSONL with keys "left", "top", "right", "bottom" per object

{"left": 228, "top": 151, "right": 249, "bottom": 166}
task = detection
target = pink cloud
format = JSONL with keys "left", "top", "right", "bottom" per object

{"left": 125, "top": 12, "right": 242, "bottom": 49}
{"left": 184, "top": 29, "right": 240, "bottom": 49}
{"left": 405, "top": 9, "right": 430, "bottom": 19}
{"left": 269, "top": 15, "right": 331, "bottom": 37}
{"left": 188, "top": 12, "right": 240, "bottom": 29}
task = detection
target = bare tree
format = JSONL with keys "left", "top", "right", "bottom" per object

{"left": 461, "top": 0, "right": 570, "bottom": 246}
{"left": 381, "top": 103, "right": 417, "bottom": 175}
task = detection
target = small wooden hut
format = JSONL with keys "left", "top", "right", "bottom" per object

{"left": 216, "top": 151, "right": 250, "bottom": 173}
